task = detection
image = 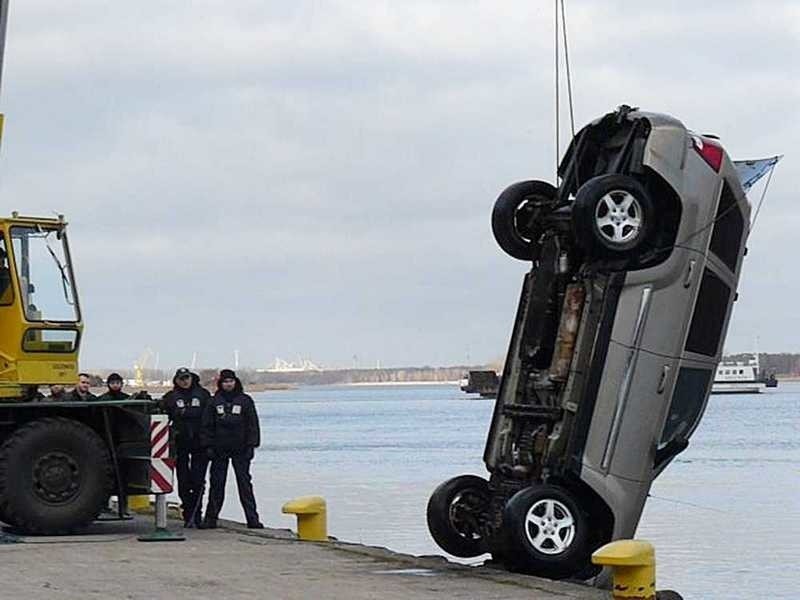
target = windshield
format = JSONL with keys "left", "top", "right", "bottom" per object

{"left": 11, "top": 225, "right": 80, "bottom": 322}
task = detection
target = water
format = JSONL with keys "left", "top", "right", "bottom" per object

{"left": 213, "top": 382, "right": 799, "bottom": 599}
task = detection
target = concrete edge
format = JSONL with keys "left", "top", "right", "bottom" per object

{"left": 213, "top": 519, "right": 607, "bottom": 599}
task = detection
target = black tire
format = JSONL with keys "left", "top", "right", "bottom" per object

{"left": 0, "top": 418, "right": 112, "bottom": 535}
{"left": 0, "top": 500, "right": 17, "bottom": 528}
{"left": 492, "top": 180, "right": 557, "bottom": 261}
{"left": 427, "top": 474, "right": 490, "bottom": 558}
{"left": 572, "top": 174, "right": 654, "bottom": 259}
{"left": 502, "top": 484, "right": 590, "bottom": 579}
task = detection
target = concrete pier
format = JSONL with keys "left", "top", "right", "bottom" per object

{"left": 0, "top": 516, "right": 607, "bottom": 599}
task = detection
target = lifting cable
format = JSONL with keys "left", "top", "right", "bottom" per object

{"left": 554, "top": 0, "right": 576, "bottom": 181}
{"left": 554, "top": 0, "right": 560, "bottom": 179}
{"left": 647, "top": 493, "right": 729, "bottom": 514}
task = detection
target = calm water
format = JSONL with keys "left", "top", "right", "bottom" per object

{"left": 213, "top": 382, "right": 799, "bottom": 600}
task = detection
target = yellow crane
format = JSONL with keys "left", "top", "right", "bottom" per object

{"left": 133, "top": 348, "right": 154, "bottom": 388}
{"left": 0, "top": 0, "right": 154, "bottom": 535}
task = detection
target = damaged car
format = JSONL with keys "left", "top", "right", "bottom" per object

{"left": 427, "top": 105, "right": 751, "bottom": 579}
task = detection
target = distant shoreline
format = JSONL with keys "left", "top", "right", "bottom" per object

{"left": 339, "top": 380, "right": 460, "bottom": 387}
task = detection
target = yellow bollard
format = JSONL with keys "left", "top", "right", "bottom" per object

{"left": 592, "top": 539, "right": 656, "bottom": 600}
{"left": 128, "top": 495, "right": 151, "bottom": 513}
{"left": 281, "top": 496, "right": 328, "bottom": 542}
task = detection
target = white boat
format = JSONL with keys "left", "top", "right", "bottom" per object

{"left": 712, "top": 356, "right": 765, "bottom": 394}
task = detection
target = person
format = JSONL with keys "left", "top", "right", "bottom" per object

{"left": 0, "top": 247, "right": 11, "bottom": 303}
{"left": 200, "top": 369, "right": 262, "bottom": 529}
{"left": 98, "top": 373, "right": 130, "bottom": 400}
{"left": 66, "top": 373, "right": 97, "bottom": 401}
{"left": 48, "top": 384, "right": 67, "bottom": 401}
{"left": 160, "top": 367, "right": 211, "bottom": 527}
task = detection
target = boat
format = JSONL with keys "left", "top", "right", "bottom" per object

{"left": 712, "top": 356, "right": 766, "bottom": 394}
{"left": 460, "top": 370, "right": 500, "bottom": 398}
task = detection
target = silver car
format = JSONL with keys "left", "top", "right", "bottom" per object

{"left": 427, "top": 105, "right": 750, "bottom": 580}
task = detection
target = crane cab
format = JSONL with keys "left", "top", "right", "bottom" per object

{"left": 0, "top": 213, "right": 82, "bottom": 398}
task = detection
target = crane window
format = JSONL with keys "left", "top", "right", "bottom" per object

{"left": 0, "top": 235, "right": 12, "bottom": 306}
{"left": 11, "top": 226, "right": 79, "bottom": 322}
{"left": 23, "top": 328, "right": 79, "bottom": 353}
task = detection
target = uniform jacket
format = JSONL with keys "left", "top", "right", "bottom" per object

{"left": 160, "top": 373, "right": 212, "bottom": 450}
{"left": 200, "top": 378, "right": 260, "bottom": 452}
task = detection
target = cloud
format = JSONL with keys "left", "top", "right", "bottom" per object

{"left": 0, "top": 0, "right": 795, "bottom": 369}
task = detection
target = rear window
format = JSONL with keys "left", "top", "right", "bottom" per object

{"left": 709, "top": 181, "right": 744, "bottom": 272}
{"left": 685, "top": 268, "right": 731, "bottom": 357}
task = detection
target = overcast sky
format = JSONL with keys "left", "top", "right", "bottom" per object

{"left": 0, "top": 1, "right": 797, "bottom": 371}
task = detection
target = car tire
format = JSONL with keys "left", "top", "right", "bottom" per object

{"left": 502, "top": 484, "right": 590, "bottom": 579}
{"left": 492, "top": 180, "right": 557, "bottom": 261}
{"left": 572, "top": 174, "right": 654, "bottom": 259}
{"left": 0, "top": 418, "right": 112, "bottom": 535}
{"left": 427, "top": 475, "right": 491, "bottom": 558}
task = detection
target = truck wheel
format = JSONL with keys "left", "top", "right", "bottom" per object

{"left": 0, "top": 500, "right": 18, "bottom": 528}
{"left": 427, "top": 475, "right": 490, "bottom": 558}
{"left": 502, "top": 484, "right": 590, "bottom": 579}
{"left": 572, "top": 174, "right": 654, "bottom": 259}
{"left": 492, "top": 180, "right": 557, "bottom": 261}
{"left": 0, "top": 418, "right": 112, "bottom": 535}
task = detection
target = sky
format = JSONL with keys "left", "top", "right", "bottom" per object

{"left": 0, "top": 1, "right": 797, "bottom": 371}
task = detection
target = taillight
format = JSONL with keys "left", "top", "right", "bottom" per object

{"left": 691, "top": 135, "right": 724, "bottom": 172}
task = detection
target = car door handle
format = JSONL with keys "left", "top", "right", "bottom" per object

{"left": 657, "top": 365, "right": 671, "bottom": 394}
{"left": 683, "top": 259, "right": 696, "bottom": 288}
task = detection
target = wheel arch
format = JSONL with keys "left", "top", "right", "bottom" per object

{"left": 546, "top": 474, "right": 615, "bottom": 552}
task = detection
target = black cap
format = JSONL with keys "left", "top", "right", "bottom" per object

{"left": 219, "top": 368, "right": 237, "bottom": 381}
{"left": 174, "top": 367, "right": 191, "bottom": 379}
{"left": 107, "top": 372, "right": 123, "bottom": 384}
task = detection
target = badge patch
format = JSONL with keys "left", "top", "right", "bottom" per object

{"left": 176, "top": 399, "right": 185, "bottom": 408}
{"left": 191, "top": 398, "right": 200, "bottom": 407}
{"left": 232, "top": 405, "right": 242, "bottom": 415}
{"left": 216, "top": 404, "right": 225, "bottom": 415}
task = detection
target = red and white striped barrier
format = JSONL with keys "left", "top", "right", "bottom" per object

{"left": 150, "top": 414, "right": 175, "bottom": 494}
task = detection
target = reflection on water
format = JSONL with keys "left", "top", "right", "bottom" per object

{"left": 212, "top": 382, "right": 799, "bottom": 600}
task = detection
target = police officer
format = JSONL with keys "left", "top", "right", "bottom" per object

{"left": 160, "top": 367, "right": 211, "bottom": 527}
{"left": 98, "top": 373, "right": 130, "bottom": 400}
{"left": 200, "top": 369, "right": 263, "bottom": 529}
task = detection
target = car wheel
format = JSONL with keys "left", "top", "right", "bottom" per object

{"left": 572, "top": 174, "right": 653, "bottom": 259}
{"left": 427, "top": 475, "right": 490, "bottom": 558}
{"left": 0, "top": 418, "right": 112, "bottom": 535}
{"left": 492, "top": 180, "right": 557, "bottom": 261}
{"left": 502, "top": 484, "right": 590, "bottom": 579}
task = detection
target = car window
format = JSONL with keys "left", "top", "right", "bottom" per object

{"left": 709, "top": 181, "right": 745, "bottom": 273}
{"left": 660, "top": 367, "right": 713, "bottom": 445}
{"left": 685, "top": 268, "right": 731, "bottom": 357}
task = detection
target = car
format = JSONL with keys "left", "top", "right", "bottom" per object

{"left": 427, "top": 105, "right": 751, "bottom": 580}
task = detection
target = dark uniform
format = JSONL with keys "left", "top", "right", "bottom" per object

{"left": 160, "top": 368, "right": 212, "bottom": 526}
{"left": 200, "top": 369, "right": 262, "bottom": 528}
